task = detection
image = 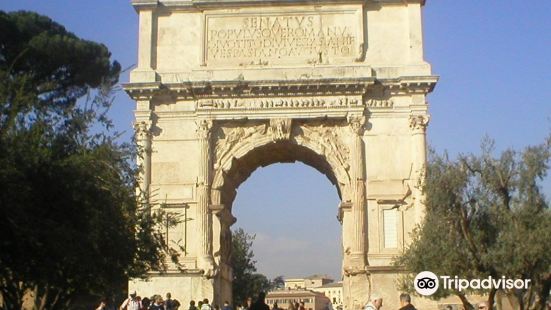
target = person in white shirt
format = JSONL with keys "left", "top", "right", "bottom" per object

{"left": 364, "top": 294, "right": 383, "bottom": 310}
{"left": 201, "top": 298, "right": 213, "bottom": 310}
{"left": 120, "top": 292, "right": 141, "bottom": 310}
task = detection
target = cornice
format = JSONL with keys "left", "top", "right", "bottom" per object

{"left": 123, "top": 75, "right": 437, "bottom": 101}
{"left": 132, "top": 0, "right": 426, "bottom": 11}
{"left": 124, "top": 77, "right": 377, "bottom": 100}
{"left": 379, "top": 75, "right": 439, "bottom": 95}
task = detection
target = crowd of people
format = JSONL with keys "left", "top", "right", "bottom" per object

{"left": 361, "top": 293, "right": 550, "bottom": 310}
{"left": 103, "top": 292, "right": 274, "bottom": 310}
{"left": 95, "top": 292, "right": 181, "bottom": 310}
{"left": 98, "top": 290, "right": 535, "bottom": 310}
{"left": 363, "top": 293, "right": 415, "bottom": 310}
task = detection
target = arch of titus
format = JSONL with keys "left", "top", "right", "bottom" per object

{"left": 125, "top": 0, "right": 437, "bottom": 308}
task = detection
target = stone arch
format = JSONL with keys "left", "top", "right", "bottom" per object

{"left": 211, "top": 120, "right": 352, "bottom": 209}
{"left": 209, "top": 119, "right": 353, "bottom": 290}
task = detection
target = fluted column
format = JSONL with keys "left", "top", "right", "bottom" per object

{"left": 409, "top": 114, "right": 430, "bottom": 224}
{"left": 347, "top": 115, "right": 367, "bottom": 270}
{"left": 135, "top": 120, "right": 152, "bottom": 200}
{"left": 197, "top": 119, "right": 215, "bottom": 277}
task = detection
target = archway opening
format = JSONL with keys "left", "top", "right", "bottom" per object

{"left": 234, "top": 162, "right": 342, "bottom": 278}
{"left": 214, "top": 139, "right": 347, "bottom": 309}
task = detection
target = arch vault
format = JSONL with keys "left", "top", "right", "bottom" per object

{"left": 124, "top": 0, "right": 438, "bottom": 309}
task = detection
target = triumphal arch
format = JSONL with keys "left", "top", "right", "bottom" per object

{"left": 125, "top": 0, "right": 437, "bottom": 308}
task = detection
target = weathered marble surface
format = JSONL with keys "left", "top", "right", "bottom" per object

{"left": 125, "top": 0, "right": 437, "bottom": 309}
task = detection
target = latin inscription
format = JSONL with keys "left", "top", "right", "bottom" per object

{"left": 205, "top": 11, "right": 360, "bottom": 64}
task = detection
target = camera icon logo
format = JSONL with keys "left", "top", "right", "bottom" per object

{"left": 414, "top": 271, "right": 439, "bottom": 296}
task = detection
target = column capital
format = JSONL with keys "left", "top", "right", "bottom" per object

{"left": 347, "top": 115, "right": 367, "bottom": 135}
{"left": 197, "top": 119, "right": 213, "bottom": 139}
{"left": 134, "top": 120, "right": 152, "bottom": 140}
{"left": 409, "top": 114, "right": 430, "bottom": 133}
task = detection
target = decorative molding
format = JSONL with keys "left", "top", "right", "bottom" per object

{"left": 365, "top": 99, "right": 393, "bottom": 108}
{"left": 380, "top": 76, "right": 439, "bottom": 95}
{"left": 132, "top": 0, "right": 427, "bottom": 10}
{"left": 124, "top": 78, "right": 376, "bottom": 100}
{"left": 268, "top": 118, "right": 293, "bottom": 142}
{"left": 123, "top": 76, "right": 437, "bottom": 100}
{"left": 197, "top": 96, "right": 361, "bottom": 110}
{"left": 409, "top": 114, "right": 430, "bottom": 132}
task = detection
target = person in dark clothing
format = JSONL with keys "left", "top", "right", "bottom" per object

{"left": 150, "top": 296, "right": 165, "bottom": 310}
{"left": 250, "top": 292, "right": 270, "bottom": 310}
{"left": 398, "top": 293, "right": 416, "bottom": 310}
{"left": 189, "top": 300, "right": 198, "bottom": 310}
{"left": 141, "top": 297, "right": 151, "bottom": 310}
{"left": 223, "top": 301, "right": 232, "bottom": 310}
{"left": 244, "top": 297, "right": 253, "bottom": 310}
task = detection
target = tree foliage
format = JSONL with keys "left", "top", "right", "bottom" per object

{"left": 231, "top": 228, "right": 275, "bottom": 306}
{"left": 0, "top": 10, "right": 169, "bottom": 309}
{"left": 395, "top": 137, "right": 551, "bottom": 310}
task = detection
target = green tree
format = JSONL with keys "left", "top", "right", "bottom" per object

{"left": 231, "top": 228, "right": 273, "bottom": 306}
{"left": 395, "top": 137, "right": 551, "bottom": 310}
{"left": 271, "top": 276, "right": 285, "bottom": 290}
{"left": 0, "top": 11, "right": 170, "bottom": 309}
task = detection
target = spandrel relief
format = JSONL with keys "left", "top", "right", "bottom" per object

{"left": 298, "top": 121, "right": 351, "bottom": 171}
{"left": 214, "top": 122, "right": 268, "bottom": 169}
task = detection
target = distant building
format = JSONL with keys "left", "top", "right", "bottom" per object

{"left": 276, "top": 276, "right": 342, "bottom": 310}
{"left": 284, "top": 275, "right": 334, "bottom": 290}
{"left": 266, "top": 289, "right": 331, "bottom": 310}
{"left": 310, "top": 282, "right": 343, "bottom": 310}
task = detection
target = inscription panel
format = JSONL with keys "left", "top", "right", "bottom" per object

{"left": 204, "top": 9, "right": 363, "bottom": 66}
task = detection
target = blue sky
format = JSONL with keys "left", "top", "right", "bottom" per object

{"left": 2, "top": 1, "right": 550, "bottom": 280}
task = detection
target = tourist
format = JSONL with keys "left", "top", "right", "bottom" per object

{"left": 250, "top": 292, "right": 270, "bottom": 310}
{"left": 477, "top": 301, "right": 489, "bottom": 310}
{"left": 223, "top": 301, "right": 233, "bottom": 310}
{"left": 198, "top": 301, "right": 204, "bottom": 310}
{"left": 201, "top": 298, "right": 213, "bottom": 310}
{"left": 398, "top": 293, "right": 416, "bottom": 310}
{"left": 214, "top": 304, "right": 220, "bottom": 310}
{"left": 141, "top": 297, "right": 151, "bottom": 310}
{"left": 120, "top": 292, "right": 142, "bottom": 310}
{"left": 363, "top": 294, "right": 383, "bottom": 310}
{"left": 245, "top": 297, "right": 253, "bottom": 310}
{"left": 165, "top": 293, "right": 181, "bottom": 310}
{"left": 272, "top": 302, "right": 279, "bottom": 310}
{"left": 298, "top": 302, "right": 305, "bottom": 310}
{"left": 293, "top": 302, "right": 299, "bottom": 310}
{"left": 190, "top": 300, "right": 198, "bottom": 310}
{"left": 286, "top": 301, "right": 296, "bottom": 310}
{"left": 149, "top": 295, "right": 165, "bottom": 310}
